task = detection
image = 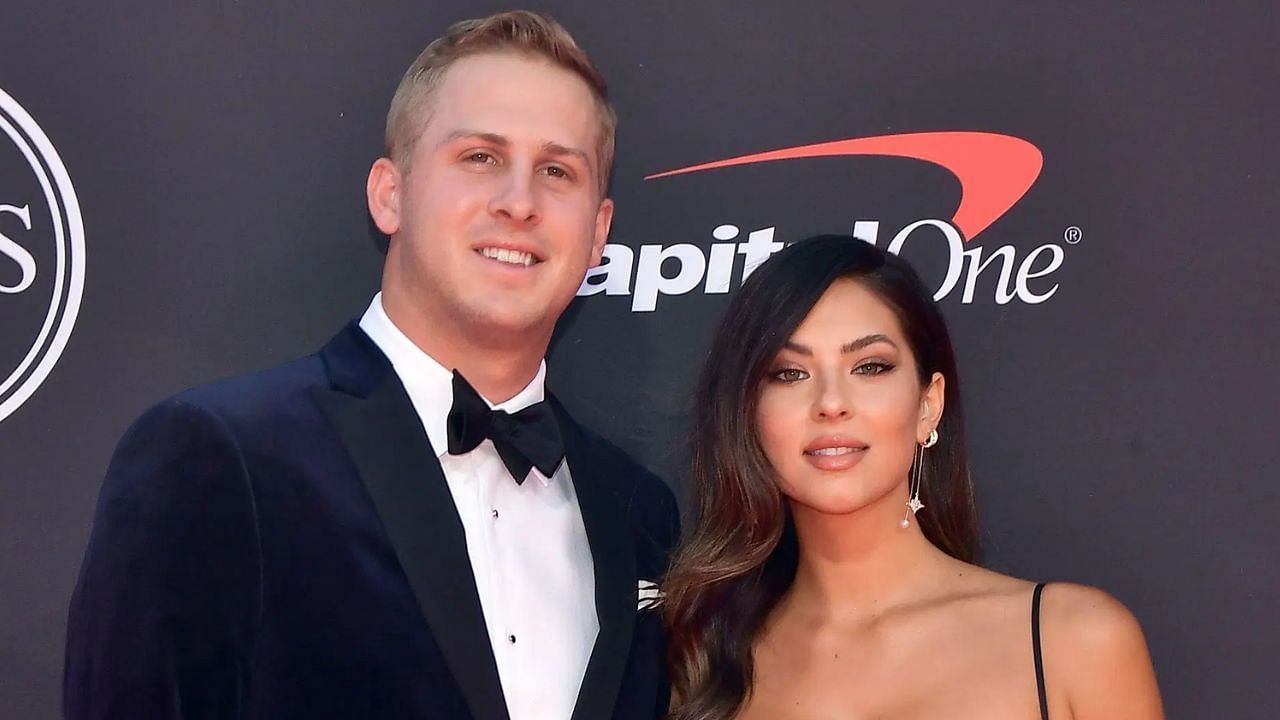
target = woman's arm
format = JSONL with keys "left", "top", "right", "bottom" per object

{"left": 1043, "top": 583, "right": 1164, "bottom": 720}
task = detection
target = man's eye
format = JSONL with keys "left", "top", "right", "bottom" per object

{"left": 541, "top": 165, "right": 572, "bottom": 180}
{"left": 464, "top": 151, "right": 497, "bottom": 164}
{"left": 853, "top": 361, "right": 895, "bottom": 376}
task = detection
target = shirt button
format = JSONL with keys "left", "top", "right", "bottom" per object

{"left": 491, "top": 509, "right": 500, "bottom": 519}
{"left": 508, "top": 634, "right": 517, "bottom": 644}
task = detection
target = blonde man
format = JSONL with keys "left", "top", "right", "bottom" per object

{"left": 66, "top": 12, "right": 678, "bottom": 720}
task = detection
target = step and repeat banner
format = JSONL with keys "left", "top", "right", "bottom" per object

{"left": 2, "top": 2, "right": 1276, "bottom": 718}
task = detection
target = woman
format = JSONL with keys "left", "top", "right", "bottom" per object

{"left": 663, "top": 236, "right": 1162, "bottom": 719}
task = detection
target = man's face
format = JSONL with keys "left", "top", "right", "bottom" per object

{"left": 375, "top": 52, "right": 613, "bottom": 343}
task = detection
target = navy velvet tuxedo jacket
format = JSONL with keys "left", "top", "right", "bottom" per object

{"left": 65, "top": 323, "right": 680, "bottom": 720}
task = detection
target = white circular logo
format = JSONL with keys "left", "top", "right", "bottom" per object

{"left": 0, "top": 87, "right": 85, "bottom": 423}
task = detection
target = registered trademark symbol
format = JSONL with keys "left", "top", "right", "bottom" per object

{"left": 1064, "top": 226, "right": 1083, "bottom": 244}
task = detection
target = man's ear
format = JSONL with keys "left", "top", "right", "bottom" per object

{"left": 367, "top": 157, "right": 402, "bottom": 236}
{"left": 589, "top": 197, "right": 614, "bottom": 266}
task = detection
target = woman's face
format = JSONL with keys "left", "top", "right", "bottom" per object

{"left": 756, "top": 278, "right": 944, "bottom": 517}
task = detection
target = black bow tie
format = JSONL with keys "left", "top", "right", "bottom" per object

{"left": 445, "top": 371, "right": 564, "bottom": 484}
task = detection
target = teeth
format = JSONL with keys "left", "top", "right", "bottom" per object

{"left": 479, "top": 247, "right": 536, "bottom": 267}
{"left": 807, "top": 447, "right": 861, "bottom": 456}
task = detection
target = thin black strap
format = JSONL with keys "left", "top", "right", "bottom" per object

{"left": 1031, "top": 582, "right": 1049, "bottom": 720}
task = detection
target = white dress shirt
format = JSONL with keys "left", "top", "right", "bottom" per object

{"left": 359, "top": 294, "right": 598, "bottom": 720}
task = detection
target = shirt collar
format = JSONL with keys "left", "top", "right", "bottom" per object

{"left": 357, "top": 294, "right": 548, "bottom": 466}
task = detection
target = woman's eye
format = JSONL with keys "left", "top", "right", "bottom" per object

{"left": 771, "top": 368, "right": 808, "bottom": 383}
{"left": 853, "top": 361, "right": 895, "bottom": 376}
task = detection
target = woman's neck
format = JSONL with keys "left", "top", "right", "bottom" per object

{"left": 785, "top": 496, "right": 952, "bottom": 624}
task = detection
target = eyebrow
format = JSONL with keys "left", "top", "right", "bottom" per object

{"left": 439, "top": 130, "right": 593, "bottom": 169}
{"left": 542, "top": 141, "right": 593, "bottom": 169}
{"left": 439, "top": 129, "right": 508, "bottom": 149}
{"left": 782, "top": 333, "right": 898, "bottom": 356}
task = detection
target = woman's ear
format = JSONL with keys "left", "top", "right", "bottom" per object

{"left": 919, "top": 372, "right": 946, "bottom": 443}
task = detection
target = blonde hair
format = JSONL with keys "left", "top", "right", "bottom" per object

{"left": 385, "top": 10, "right": 617, "bottom": 193}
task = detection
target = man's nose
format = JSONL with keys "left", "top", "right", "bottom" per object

{"left": 489, "top": 171, "right": 538, "bottom": 225}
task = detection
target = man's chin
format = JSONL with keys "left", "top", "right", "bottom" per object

{"left": 463, "top": 304, "right": 557, "bottom": 344}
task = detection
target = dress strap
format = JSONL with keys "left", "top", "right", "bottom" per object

{"left": 1032, "top": 582, "right": 1049, "bottom": 720}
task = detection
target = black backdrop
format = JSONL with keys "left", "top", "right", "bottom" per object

{"left": 2, "top": 3, "right": 1277, "bottom": 718}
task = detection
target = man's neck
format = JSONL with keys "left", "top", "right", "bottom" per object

{"left": 449, "top": 352, "right": 545, "bottom": 405}
{"left": 380, "top": 292, "right": 549, "bottom": 404}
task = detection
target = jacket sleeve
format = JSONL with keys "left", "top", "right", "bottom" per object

{"left": 64, "top": 398, "right": 262, "bottom": 720}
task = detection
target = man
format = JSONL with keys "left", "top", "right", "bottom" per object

{"left": 64, "top": 11, "right": 678, "bottom": 720}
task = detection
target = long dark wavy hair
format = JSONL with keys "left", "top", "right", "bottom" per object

{"left": 662, "top": 235, "right": 980, "bottom": 720}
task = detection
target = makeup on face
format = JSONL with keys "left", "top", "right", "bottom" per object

{"left": 756, "top": 279, "right": 927, "bottom": 515}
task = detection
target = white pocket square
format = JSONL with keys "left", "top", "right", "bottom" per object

{"left": 637, "top": 579, "right": 664, "bottom": 611}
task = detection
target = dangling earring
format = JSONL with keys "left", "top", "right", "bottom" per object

{"left": 900, "top": 429, "right": 938, "bottom": 529}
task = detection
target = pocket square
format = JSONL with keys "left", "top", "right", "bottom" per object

{"left": 637, "top": 579, "right": 664, "bottom": 611}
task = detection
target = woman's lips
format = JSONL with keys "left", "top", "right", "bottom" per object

{"left": 803, "top": 438, "right": 868, "bottom": 471}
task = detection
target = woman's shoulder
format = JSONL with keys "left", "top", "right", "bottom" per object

{"left": 937, "top": 567, "right": 1162, "bottom": 716}
{"left": 929, "top": 563, "right": 1141, "bottom": 639}
{"left": 1035, "top": 582, "right": 1164, "bottom": 718}
{"left": 929, "top": 558, "right": 1036, "bottom": 605}
{"left": 1036, "top": 582, "right": 1147, "bottom": 659}
{"left": 944, "top": 566, "right": 1147, "bottom": 654}
{"left": 938, "top": 559, "right": 1136, "bottom": 620}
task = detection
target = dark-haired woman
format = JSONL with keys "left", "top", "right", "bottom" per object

{"left": 663, "top": 236, "right": 1162, "bottom": 720}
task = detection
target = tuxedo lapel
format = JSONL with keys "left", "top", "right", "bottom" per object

{"left": 557, "top": 400, "right": 637, "bottom": 720}
{"left": 315, "top": 325, "right": 510, "bottom": 720}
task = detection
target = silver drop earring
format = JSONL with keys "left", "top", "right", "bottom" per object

{"left": 900, "top": 429, "right": 937, "bottom": 529}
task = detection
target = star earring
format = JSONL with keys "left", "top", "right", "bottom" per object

{"left": 901, "top": 429, "right": 938, "bottom": 529}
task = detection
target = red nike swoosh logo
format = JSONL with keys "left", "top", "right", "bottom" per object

{"left": 645, "top": 132, "right": 1043, "bottom": 241}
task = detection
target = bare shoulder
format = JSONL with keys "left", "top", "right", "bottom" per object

{"left": 1039, "top": 582, "right": 1147, "bottom": 657}
{"left": 930, "top": 555, "right": 1036, "bottom": 604}
{"left": 1039, "top": 582, "right": 1165, "bottom": 719}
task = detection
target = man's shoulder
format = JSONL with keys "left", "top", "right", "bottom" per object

{"left": 557, "top": 406, "right": 680, "bottom": 542}
{"left": 601, "top": 438, "right": 675, "bottom": 507}
{"left": 169, "top": 351, "right": 329, "bottom": 423}
{"left": 560, "top": 408, "right": 670, "bottom": 495}
{"left": 112, "top": 344, "right": 339, "bottom": 456}
{"left": 102, "top": 349, "right": 344, "bottom": 495}
{"left": 99, "top": 351, "right": 333, "bottom": 506}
